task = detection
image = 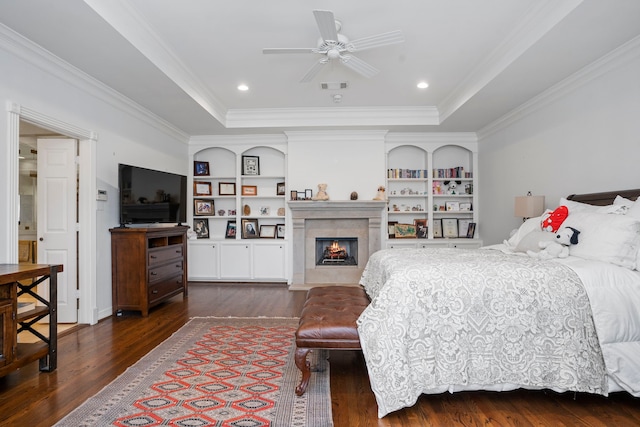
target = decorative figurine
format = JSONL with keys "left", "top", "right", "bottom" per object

{"left": 312, "top": 183, "right": 329, "bottom": 200}
{"left": 373, "top": 185, "right": 386, "bottom": 201}
{"left": 350, "top": 191, "right": 358, "bottom": 200}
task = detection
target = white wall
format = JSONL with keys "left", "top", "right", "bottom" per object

{"left": 478, "top": 42, "right": 640, "bottom": 245}
{"left": 286, "top": 131, "right": 387, "bottom": 201}
{"left": 0, "top": 36, "right": 189, "bottom": 320}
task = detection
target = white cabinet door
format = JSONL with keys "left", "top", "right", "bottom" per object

{"left": 188, "top": 242, "right": 219, "bottom": 280}
{"left": 220, "top": 242, "right": 251, "bottom": 279}
{"left": 253, "top": 243, "right": 286, "bottom": 280}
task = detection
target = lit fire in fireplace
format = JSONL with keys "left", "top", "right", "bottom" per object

{"left": 324, "top": 240, "right": 347, "bottom": 259}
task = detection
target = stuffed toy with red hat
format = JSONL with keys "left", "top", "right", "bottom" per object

{"left": 541, "top": 205, "right": 569, "bottom": 232}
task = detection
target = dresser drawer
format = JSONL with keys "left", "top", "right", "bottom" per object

{"left": 148, "top": 246, "right": 183, "bottom": 266}
{"left": 148, "top": 276, "right": 184, "bottom": 304}
{"left": 148, "top": 261, "right": 183, "bottom": 283}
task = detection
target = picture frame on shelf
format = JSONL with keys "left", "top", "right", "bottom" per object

{"left": 290, "top": 191, "right": 298, "bottom": 201}
{"left": 445, "top": 201, "right": 460, "bottom": 212}
{"left": 466, "top": 222, "right": 477, "bottom": 238}
{"left": 241, "top": 218, "right": 259, "bottom": 238}
{"left": 259, "top": 225, "right": 276, "bottom": 238}
{"left": 277, "top": 182, "right": 286, "bottom": 196}
{"left": 242, "top": 155, "right": 260, "bottom": 175}
{"left": 242, "top": 185, "right": 257, "bottom": 196}
{"left": 219, "top": 182, "right": 236, "bottom": 196}
{"left": 193, "top": 219, "right": 209, "bottom": 239}
{"left": 433, "top": 219, "right": 443, "bottom": 238}
{"left": 388, "top": 221, "right": 398, "bottom": 239}
{"left": 458, "top": 219, "right": 472, "bottom": 238}
{"left": 305, "top": 189, "right": 313, "bottom": 200}
{"left": 442, "top": 218, "right": 459, "bottom": 238}
{"left": 193, "top": 181, "right": 212, "bottom": 196}
{"left": 459, "top": 202, "right": 472, "bottom": 211}
{"left": 276, "top": 224, "right": 285, "bottom": 239}
{"left": 194, "top": 161, "right": 210, "bottom": 176}
{"left": 414, "top": 219, "right": 428, "bottom": 238}
{"left": 297, "top": 191, "right": 306, "bottom": 201}
{"left": 225, "top": 220, "right": 236, "bottom": 239}
{"left": 394, "top": 223, "right": 417, "bottom": 238}
{"left": 194, "top": 199, "right": 213, "bottom": 216}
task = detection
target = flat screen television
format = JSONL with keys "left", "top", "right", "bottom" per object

{"left": 118, "top": 163, "right": 187, "bottom": 226}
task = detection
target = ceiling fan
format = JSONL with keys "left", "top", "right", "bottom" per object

{"left": 263, "top": 10, "right": 404, "bottom": 83}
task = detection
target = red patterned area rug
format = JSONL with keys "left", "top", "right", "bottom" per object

{"left": 54, "top": 317, "right": 332, "bottom": 427}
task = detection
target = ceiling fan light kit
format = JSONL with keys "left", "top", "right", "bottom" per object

{"left": 263, "top": 9, "right": 404, "bottom": 83}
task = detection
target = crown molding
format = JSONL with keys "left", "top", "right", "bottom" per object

{"left": 438, "top": 0, "right": 583, "bottom": 122}
{"left": 0, "top": 23, "right": 189, "bottom": 143}
{"left": 478, "top": 33, "right": 640, "bottom": 140}
{"left": 225, "top": 106, "right": 439, "bottom": 128}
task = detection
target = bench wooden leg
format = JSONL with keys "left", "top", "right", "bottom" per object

{"left": 295, "top": 347, "right": 311, "bottom": 396}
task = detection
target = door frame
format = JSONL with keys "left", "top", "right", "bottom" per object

{"left": 7, "top": 103, "right": 98, "bottom": 325}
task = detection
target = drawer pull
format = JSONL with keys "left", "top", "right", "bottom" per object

{"left": 152, "top": 289, "right": 159, "bottom": 294}
{"left": 150, "top": 255, "right": 157, "bottom": 259}
{"left": 150, "top": 272, "right": 157, "bottom": 276}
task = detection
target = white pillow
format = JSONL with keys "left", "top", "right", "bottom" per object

{"left": 505, "top": 214, "right": 546, "bottom": 248}
{"left": 563, "top": 212, "right": 640, "bottom": 270}
{"left": 514, "top": 231, "right": 557, "bottom": 253}
{"left": 614, "top": 195, "right": 635, "bottom": 208}
{"left": 559, "top": 197, "right": 626, "bottom": 214}
{"left": 627, "top": 201, "right": 640, "bottom": 220}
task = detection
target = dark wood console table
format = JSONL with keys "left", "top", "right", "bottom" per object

{"left": 0, "top": 263, "right": 62, "bottom": 377}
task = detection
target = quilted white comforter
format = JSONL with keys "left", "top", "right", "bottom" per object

{"left": 358, "top": 248, "right": 611, "bottom": 417}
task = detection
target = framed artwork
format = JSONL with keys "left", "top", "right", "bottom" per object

{"left": 388, "top": 221, "right": 398, "bottom": 239}
{"left": 394, "top": 223, "right": 417, "bottom": 238}
{"left": 459, "top": 202, "right": 472, "bottom": 211}
{"left": 276, "top": 224, "right": 285, "bottom": 239}
{"left": 414, "top": 218, "right": 428, "bottom": 238}
{"left": 297, "top": 191, "right": 306, "bottom": 201}
{"left": 305, "top": 189, "right": 313, "bottom": 200}
{"left": 277, "top": 182, "right": 286, "bottom": 196}
{"left": 442, "top": 218, "right": 459, "bottom": 238}
{"left": 259, "top": 225, "right": 276, "bottom": 238}
{"left": 458, "top": 219, "right": 472, "bottom": 238}
{"left": 433, "top": 219, "right": 443, "bottom": 238}
{"left": 193, "top": 218, "right": 209, "bottom": 239}
{"left": 242, "top": 155, "right": 260, "bottom": 175}
{"left": 194, "top": 199, "right": 213, "bottom": 216}
{"left": 466, "top": 222, "right": 477, "bottom": 238}
{"left": 225, "top": 220, "right": 236, "bottom": 239}
{"left": 242, "top": 185, "right": 257, "bottom": 196}
{"left": 193, "top": 181, "right": 212, "bottom": 196}
{"left": 445, "top": 201, "right": 460, "bottom": 211}
{"left": 218, "top": 182, "right": 236, "bottom": 196}
{"left": 194, "top": 161, "right": 210, "bottom": 176}
{"left": 241, "top": 218, "right": 259, "bottom": 238}
{"left": 290, "top": 190, "right": 298, "bottom": 201}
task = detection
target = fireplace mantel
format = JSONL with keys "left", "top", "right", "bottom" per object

{"left": 289, "top": 200, "right": 385, "bottom": 289}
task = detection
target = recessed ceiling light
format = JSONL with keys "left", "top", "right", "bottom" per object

{"left": 237, "top": 84, "right": 249, "bottom": 91}
{"left": 417, "top": 81, "right": 429, "bottom": 89}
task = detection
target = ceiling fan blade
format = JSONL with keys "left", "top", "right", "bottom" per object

{"left": 300, "top": 59, "right": 327, "bottom": 83}
{"left": 347, "top": 30, "right": 405, "bottom": 52}
{"left": 263, "top": 48, "right": 317, "bottom": 54}
{"left": 313, "top": 10, "right": 338, "bottom": 42}
{"left": 340, "top": 54, "right": 379, "bottom": 78}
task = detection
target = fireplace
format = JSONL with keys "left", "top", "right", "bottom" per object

{"left": 316, "top": 237, "right": 358, "bottom": 266}
{"left": 289, "top": 200, "right": 385, "bottom": 289}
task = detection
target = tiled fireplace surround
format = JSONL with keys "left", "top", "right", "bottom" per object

{"left": 289, "top": 201, "right": 385, "bottom": 289}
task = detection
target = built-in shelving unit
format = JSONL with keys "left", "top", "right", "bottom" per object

{"left": 385, "top": 133, "right": 482, "bottom": 249}
{"left": 188, "top": 136, "right": 288, "bottom": 282}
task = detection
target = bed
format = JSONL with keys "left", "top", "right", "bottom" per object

{"left": 357, "top": 189, "right": 640, "bottom": 417}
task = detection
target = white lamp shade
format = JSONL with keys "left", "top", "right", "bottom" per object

{"left": 514, "top": 195, "right": 545, "bottom": 218}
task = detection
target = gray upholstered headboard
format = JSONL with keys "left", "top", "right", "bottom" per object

{"left": 567, "top": 189, "right": 640, "bottom": 206}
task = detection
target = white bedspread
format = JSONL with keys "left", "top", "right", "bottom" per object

{"left": 357, "top": 248, "right": 610, "bottom": 417}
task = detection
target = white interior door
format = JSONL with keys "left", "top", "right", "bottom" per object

{"left": 37, "top": 138, "right": 78, "bottom": 323}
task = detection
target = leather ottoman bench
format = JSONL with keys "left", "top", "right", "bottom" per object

{"left": 294, "top": 285, "right": 370, "bottom": 396}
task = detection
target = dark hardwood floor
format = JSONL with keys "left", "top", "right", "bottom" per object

{"left": 1, "top": 283, "right": 639, "bottom": 426}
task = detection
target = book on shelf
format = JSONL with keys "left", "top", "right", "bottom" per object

{"left": 387, "top": 169, "right": 428, "bottom": 179}
{"left": 17, "top": 301, "right": 36, "bottom": 314}
{"left": 432, "top": 167, "right": 473, "bottom": 179}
